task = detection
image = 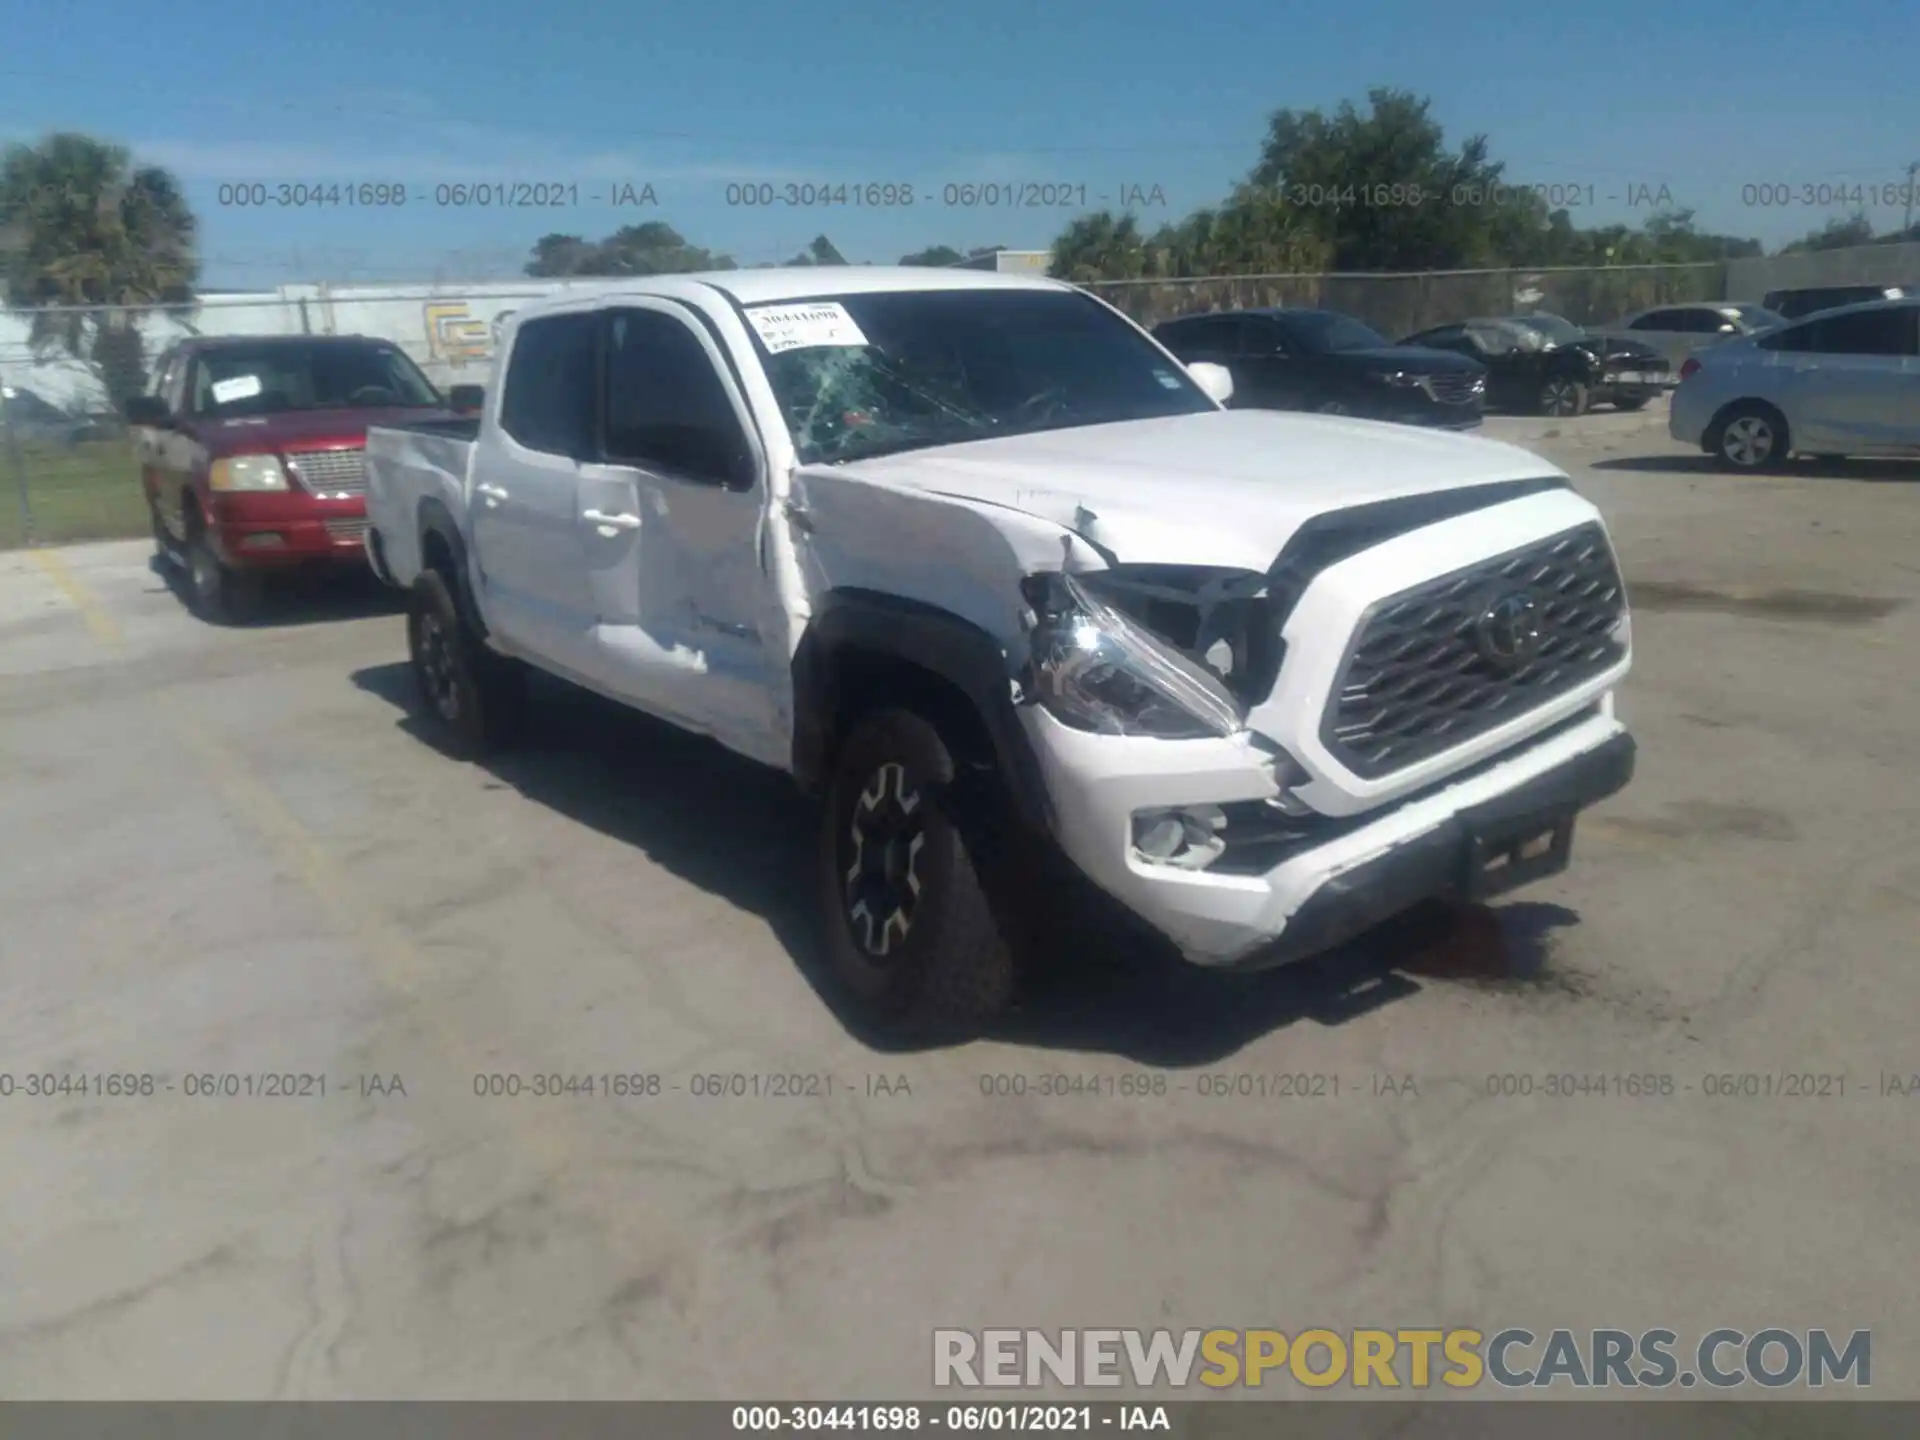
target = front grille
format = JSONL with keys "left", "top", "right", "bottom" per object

{"left": 1320, "top": 522, "right": 1627, "bottom": 779}
{"left": 323, "top": 517, "right": 368, "bottom": 542}
{"left": 287, "top": 447, "right": 367, "bottom": 497}
{"left": 1423, "top": 372, "right": 1484, "bottom": 404}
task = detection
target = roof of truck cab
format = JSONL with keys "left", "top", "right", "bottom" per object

{"left": 512, "top": 265, "right": 1071, "bottom": 318}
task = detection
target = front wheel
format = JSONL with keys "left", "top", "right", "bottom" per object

{"left": 406, "top": 569, "right": 526, "bottom": 759}
{"left": 816, "top": 709, "right": 1015, "bottom": 1040}
{"left": 185, "top": 521, "right": 260, "bottom": 623}
{"left": 1539, "top": 377, "right": 1589, "bottom": 417}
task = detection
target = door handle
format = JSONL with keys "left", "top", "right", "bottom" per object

{"left": 582, "top": 508, "right": 642, "bottom": 533}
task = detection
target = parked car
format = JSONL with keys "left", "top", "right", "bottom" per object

{"left": 1607, "top": 302, "right": 1787, "bottom": 371}
{"left": 125, "top": 335, "right": 474, "bottom": 621}
{"left": 1761, "top": 284, "right": 1908, "bottom": 322}
{"left": 1669, "top": 296, "right": 1919, "bottom": 471}
{"left": 365, "top": 267, "right": 1636, "bottom": 1039}
{"left": 1150, "top": 307, "right": 1486, "bottom": 428}
{"left": 1398, "top": 315, "right": 1671, "bottom": 417}
{"left": 0, "top": 383, "right": 117, "bottom": 446}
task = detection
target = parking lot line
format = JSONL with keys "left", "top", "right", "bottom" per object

{"left": 27, "top": 548, "right": 125, "bottom": 649}
{"left": 21, "top": 547, "right": 684, "bottom": 1288}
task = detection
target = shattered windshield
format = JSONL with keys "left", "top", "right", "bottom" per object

{"left": 747, "top": 288, "right": 1216, "bottom": 465}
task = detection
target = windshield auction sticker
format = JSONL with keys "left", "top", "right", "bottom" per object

{"left": 744, "top": 302, "right": 869, "bottom": 354}
{"left": 210, "top": 374, "right": 263, "bottom": 404}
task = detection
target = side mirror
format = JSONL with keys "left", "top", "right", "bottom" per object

{"left": 123, "top": 395, "right": 172, "bottom": 427}
{"left": 1187, "top": 361, "right": 1235, "bottom": 405}
{"left": 1717, "top": 324, "right": 1738, "bottom": 335}
{"left": 448, "top": 384, "right": 484, "bottom": 412}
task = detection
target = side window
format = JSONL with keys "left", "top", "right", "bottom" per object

{"left": 1162, "top": 316, "right": 1234, "bottom": 354}
{"left": 1153, "top": 320, "right": 1199, "bottom": 352}
{"left": 498, "top": 313, "right": 598, "bottom": 457}
{"left": 1243, "top": 319, "right": 1290, "bottom": 355}
{"left": 1628, "top": 310, "right": 1676, "bottom": 331}
{"left": 1800, "top": 306, "right": 1915, "bottom": 357}
{"left": 602, "top": 308, "right": 752, "bottom": 486}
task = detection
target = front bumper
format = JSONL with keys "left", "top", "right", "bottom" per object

{"left": 1024, "top": 703, "right": 1634, "bottom": 968}
{"left": 206, "top": 492, "right": 371, "bottom": 569}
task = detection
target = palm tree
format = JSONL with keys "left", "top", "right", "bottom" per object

{"left": 1, "top": 133, "right": 200, "bottom": 413}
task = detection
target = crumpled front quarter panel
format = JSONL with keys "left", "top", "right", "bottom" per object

{"left": 790, "top": 468, "right": 1090, "bottom": 651}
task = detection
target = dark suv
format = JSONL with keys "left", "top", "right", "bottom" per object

{"left": 1761, "top": 285, "right": 1909, "bottom": 322}
{"left": 1151, "top": 307, "right": 1486, "bottom": 428}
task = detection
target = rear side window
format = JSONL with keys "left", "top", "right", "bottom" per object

{"left": 1628, "top": 310, "right": 1680, "bottom": 331}
{"left": 1158, "top": 315, "right": 1242, "bottom": 354}
{"left": 1798, "top": 306, "right": 1916, "bottom": 357}
{"left": 498, "top": 313, "right": 598, "bottom": 457}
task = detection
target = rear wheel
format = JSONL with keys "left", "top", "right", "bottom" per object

{"left": 1612, "top": 395, "right": 1650, "bottom": 412}
{"left": 406, "top": 568, "right": 526, "bottom": 759}
{"left": 1540, "top": 376, "right": 1589, "bottom": 417}
{"left": 816, "top": 708, "right": 1015, "bottom": 1040}
{"left": 1709, "top": 402, "right": 1789, "bottom": 472}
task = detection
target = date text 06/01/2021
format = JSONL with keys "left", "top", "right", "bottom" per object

{"left": 729, "top": 1404, "right": 1168, "bottom": 1431}
{"left": 212, "top": 182, "right": 663, "bottom": 209}
{"left": 721, "top": 182, "right": 1168, "bottom": 209}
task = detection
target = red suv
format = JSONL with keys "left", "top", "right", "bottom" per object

{"left": 128, "top": 335, "right": 476, "bottom": 621}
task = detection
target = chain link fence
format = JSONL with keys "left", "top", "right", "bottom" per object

{"left": 2, "top": 261, "right": 1726, "bottom": 549}
{"left": 1079, "top": 261, "right": 1728, "bottom": 336}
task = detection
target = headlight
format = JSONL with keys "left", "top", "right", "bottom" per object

{"left": 1022, "top": 571, "right": 1243, "bottom": 739}
{"left": 208, "top": 454, "right": 288, "bottom": 492}
{"left": 1366, "top": 370, "right": 1422, "bottom": 387}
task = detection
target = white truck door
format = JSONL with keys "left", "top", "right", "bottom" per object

{"left": 468, "top": 311, "right": 601, "bottom": 675}
{"left": 575, "top": 301, "right": 784, "bottom": 766}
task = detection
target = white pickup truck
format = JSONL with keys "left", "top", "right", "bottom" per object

{"left": 364, "top": 267, "right": 1636, "bottom": 1037}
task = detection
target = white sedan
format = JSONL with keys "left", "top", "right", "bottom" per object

{"left": 1668, "top": 298, "right": 1920, "bottom": 470}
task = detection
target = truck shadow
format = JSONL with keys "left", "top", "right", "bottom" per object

{"left": 351, "top": 661, "right": 1563, "bottom": 1063}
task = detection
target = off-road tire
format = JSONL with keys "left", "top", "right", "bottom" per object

{"left": 816, "top": 708, "right": 1016, "bottom": 1040}
{"left": 1708, "top": 401, "right": 1789, "bottom": 473}
{"left": 184, "top": 516, "right": 260, "bottom": 624}
{"left": 406, "top": 568, "right": 526, "bottom": 760}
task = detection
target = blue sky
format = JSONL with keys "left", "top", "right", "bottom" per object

{"left": 4, "top": 0, "right": 1916, "bottom": 289}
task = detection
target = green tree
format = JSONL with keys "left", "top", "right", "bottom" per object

{"left": 1250, "top": 87, "right": 1518, "bottom": 270}
{"left": 1780, "top": 213, "right": 1875, "bottom": 254}
{"left": 0, "top": 132, "right": 198, "bottom": 414}
{"left": 899, "top": 244, "right": 965, "bottom": 267}
{"left": 523, "top": 222, "right": 735, "bottom": 276}
{"left": 784, "top": 234, "right": 847, "bottom": 266}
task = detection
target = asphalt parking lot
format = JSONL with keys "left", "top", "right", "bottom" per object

{"left": 4, "top": 401, "right": 1919, "bottom": 1404}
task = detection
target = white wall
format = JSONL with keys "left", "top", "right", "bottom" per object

{"left": 0, "top": 281, "right": 595, "bottom": 411}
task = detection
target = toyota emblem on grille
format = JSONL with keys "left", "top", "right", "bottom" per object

{"left": 1474, "top": 591, "right": 1542, "bottom": 667}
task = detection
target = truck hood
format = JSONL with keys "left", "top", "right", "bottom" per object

{"left": 193, "top": 407, "right": 465, "bottom": 454}
{"left": 827, "top": 408, "right": 1564, "bottom": 569}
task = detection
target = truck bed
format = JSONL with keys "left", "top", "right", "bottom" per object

{"left": 364, "top": 422, "right": 477, "bottom": 589}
